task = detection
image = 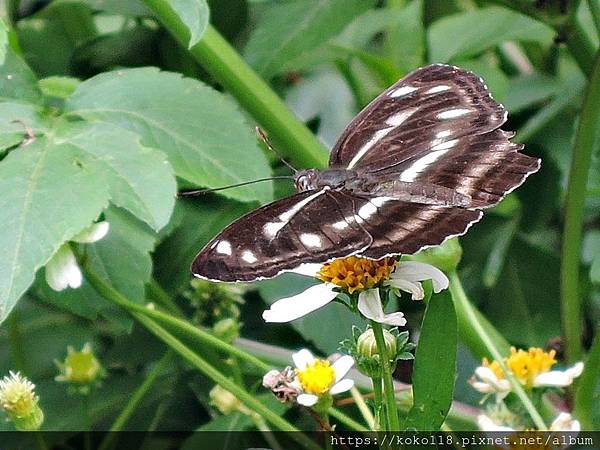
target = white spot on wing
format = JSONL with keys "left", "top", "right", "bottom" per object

{"left": 279, "top": 189, "right": 328, "bottom": 222}
{"left": 358, "top": 202, "right": 377, "bottom": 219}
{"left": 385, "top": 108, "right": 417, "bottom": 127}
{"left": 300, "top": 233, "right": 322, "bottom": 248}
{"left": 389, "top": 85, "right": 418, "bottom": 98}
{"left": 332, "top": 221, "right": 349, "bottom": 230}
{"left": 436, "top": 129, "right": 453, "bottom": 139}
{"left": 399, "top": 150, "right": 451, "bottom": 182}
{"left": 437, "top": 108, "right": 471, "bottom": 119}
{"left": 241, "top": 250, "right": 257, "bottom": 263}
{"left": 371, "top": 197, "right": 394, "bottom": 207}
{"left": 264, "top": 221, "right": 286, "bottom": 238}
{"left": 347, "top": 128, "right": 394, "bottom": 169}
{"left": 216, "top": 240, "right": 232, "bottom": 256}
{"left": 431, "top": 138, "right": 458, "bottom": 151}
{"left": 425, "top": 85, "right": 450, "bottom": 94}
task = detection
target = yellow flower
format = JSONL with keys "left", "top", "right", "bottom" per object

{"left": 505, "top": 347, "right": 556, "bottom": 388}
{"left": 317, "top": 256, "right": 396, "bottom": 294}
{"left": 55, "top": 343, "right": 105, "bottom": 391}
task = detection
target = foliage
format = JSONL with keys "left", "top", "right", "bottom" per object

{"left": 0, "top": 0, "right": 599, "bottom": 443}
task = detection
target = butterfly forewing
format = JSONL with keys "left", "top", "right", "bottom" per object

{"left": 192, "top": 189, "right": 372, "bottom": 282}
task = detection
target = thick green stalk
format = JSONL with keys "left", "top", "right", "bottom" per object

{"left": 371, "top": 377, "right": 384, "bottom": 431}
{"left": 561, "top": 50, "right": 600, "bottom": 363}
{"left": 98, "top": 352, "right": 173, "bottom": 450}
{"left": 449, "top": 274, "right": 510, "bottom": 358}
{"left": 370, "top": 321, "right": 400, "bottom": 430}
{"left": 574, "top": 326, "right": 600, "bottom": 429}
{"left": 142, "top": 0, "right": 328, "bottom": 168}
{"left": 449, "top": 271, "right": 546, "bottom": 429}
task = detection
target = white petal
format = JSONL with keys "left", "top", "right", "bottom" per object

{"left": 477, "top": 414, "right": 515, "bottom": 432}
{"left": 534, "top": 362, "right": 584, "bottom": 387}
{"left": 290, "top": 263, "right": 323, "bottom": 277}
{"left": 392, "top": 261, "right": 449, "bottom": 293}
{"left": 332, "top": 355, "right": 354, "bottom": 382}
{"left": 470, "top": 381, "right": 494, "bottom": 394}
{"left": 550, "top": 413, "right": 580, "bottom": 432}
{"left": 262, "top": 283, "right": 338, "bottom": 323}
{"left": 474, "top": 367, "right": 510, "bottom": 392}
{"left": 330, "top": 378, "right": 354, "bottom": 395}
{"left": 357, "top": 289, "right": 407, "bottom": 326}
{"left": 292, "top": 349, "right": 315, "bottom": 371}
{"left": 297, "top": 393, "right": 319, "bottom": 406}
{"left": 72, "top": 221, "right": 110, "bottom": 243}
{"left": 385, "top": 278, "right": 425, "bottom": 300}
{"left": 45, "top": 245, "right": 81, "bottom": 291}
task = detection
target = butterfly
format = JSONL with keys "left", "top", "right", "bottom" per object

{"left": 192, "top": 64, "right": 540, "bottom": 282}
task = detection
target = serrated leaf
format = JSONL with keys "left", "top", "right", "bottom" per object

{"left": 58, "top": 122, "right": 176, "bottom": 230}
{"left": 428, "top": 7, "right": 554, "bottom": 63}
{"left": 0, "top": 49, "right": 43, "bottom": 104}
{"left": 65, "top": 68, "right": 272, "bottom": 204}
{"left": 168, "top": 0, "right": 210, "bottom": 48}
{"left": 0, "top": 134, "right": 110, "bottom": 325}
{"left": 244, "top": 0, "right": 375, "bottom": 78}
{"left": 404, "top": 290, "right": 456, "bottom": 431}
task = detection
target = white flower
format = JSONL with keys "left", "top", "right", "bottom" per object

{"left": 477, "top": 414, "right": 515, "bottom": 431}
{"left": 262, "top": 259, "right": 448, "bottom": 326}
{"left": 533, "top": 361, "right": 584, "bottom": 388}
{"left": 470, "top": 366, "right": 511, "bottom": 401}
{"left": 549, "top": 412, "right": 580, "bottom": 432}
{"left": 292, "top": 349, "right": 354, "bottom": 407}
{"left": 45, "top": 221, "right": 109, "bottom": 292}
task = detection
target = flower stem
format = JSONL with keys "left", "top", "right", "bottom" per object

{"left": 449, "top": 271, "right": 547, "bottom": 430}
{"left": 350, "top": 386, "right": 375, "bottom": 429}
{"left": 560, "top": 49, "right": 600, "bottom": 364}
{"left": 371, "top": 377, "right": 384, "bottom": 430}
{"left": 142, "top": 0, "right": 328, "bottom": 168}
{"left": 574, "top": 325, "right": 600, "bottom": 429}
{"left": 328, "top": 407, "right": 369, "bottom": 432}
{"left": 80, "top": 264, "right": 319, "bottom": 447}
{"left": 370, "top": 321, "right": 400, "bottom": 430}
{"left": 98, "top": 351, "right": 173, "bottom": 450}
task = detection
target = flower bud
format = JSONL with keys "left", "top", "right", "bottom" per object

{"left": 209, "top": 385, "right": 242, "bottom": 415}
{"left": 357, "top": 328, "right": 397, "bottom": 359}
{"left": 0, "top": 372, "right": 44, "bottom": 431}
{"left": 212, "top": 318, "right": 240, "bottom": 343}
{"left": 55, "top": 343, "right": 105, "bottom": 393}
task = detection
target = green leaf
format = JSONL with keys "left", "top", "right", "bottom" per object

{"left": 168, "top": 0, "right": 210, "bottom": 48}
{"left": 0, "top": 133, "right": 110, "bottom": 325}
{"left": 58, "top": 122, "right": 176, "bottom": 230}
{"left": 82, "top": 0, "right": 151, "bottom": 16}
{"left": 65, "top": 68, "right": 273, "bottom": 203}
{"left": 244, "top": 0, "right": 375, "bottom": 78}
{"left": 504, "top": 73, "right": 562, "bottom": 113}
{"left": 404, "top": 290, "right": 457, "bottom": 431}
{"left": 0, "top": 18, "right": 8, "bottom": 66}
{"left": 0, "top": 102, "right": 48, "bottom": 152}
{"left": 428, "top": 7, "right": 554, "bottom": 63}
{"left": 383, "top": 0, "right": 425, "bottom": 72}
{"left": 0, "top": 49, "right": 43, "bottom": 104}
{"left": 38, "top": 76, "right": 80, "bottom": 99}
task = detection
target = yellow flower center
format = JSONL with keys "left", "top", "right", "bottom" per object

{"left": 483, "top": 347, "right": 556, "bottom": 388}
{"left": 296, "top": 359, "right": 336, "bottom": 395}
{"left": 317, "top": 256, "right": 397, "bottom": 294}
{"left": 506, "top": 347, "right": 556, "bottom": 388}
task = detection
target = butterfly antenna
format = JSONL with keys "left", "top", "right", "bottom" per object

{"left": 178, "top": 176, "right": 293, "bottom": 197}
{"left": 256, "top": 127, "right": 298, "bottom": 173}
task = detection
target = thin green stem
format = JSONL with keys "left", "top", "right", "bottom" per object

{"left": 371, "top": 377, "right": 384, "bottom": 431}
{"left": 448, "top": 273, "right": 510, "bottom": 358}
{"left": 449, "top": 272, "right": 546, "bottom": 429}
{"left": 7, "top": 312, "right": 26, "bottom": 373}
{"left": 370, "top": 321, "right": 400, "bottom": 430}
{"left": 98, "top": 351, "right": 173, "bottom": 450}
{"left": 80, "top": 264, "right": 319, "bottom": 448}
{"left": 588, "top": 0, "right": 600, "bottom": 38}
{"left": 350, "top": 386, "right": 375, "bottom": 429}
{"left": 561, "top": 50, "right": 600, "bottom": 364}
{"left": 328, "top": 407, "right": 369, "bottom": 432}
{"left": 323, "top": 413, "right": 332, "bottom": 450}
{"left": 574, "top": 325, "right": 600, "bottom": 429}
{"left": 147, "top": 279, "right": 182, "bottom": 317}
{"left": 142, "top": 0, "right": 328, "bottom": 168}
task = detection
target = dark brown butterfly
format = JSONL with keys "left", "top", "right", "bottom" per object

{"left": 192, "top": 64, "right": 540, "bottom": 282}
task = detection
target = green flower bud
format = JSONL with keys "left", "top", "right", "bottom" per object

{"left": 357, "top": 328, "right": 397, "bottom": 359}
{"left": 0, "top": 372, "right": 44, "bottom": 431}
{"left": 212, "top": 318, "right": 240, "bottom": 343}
{"left": 55, "top": 343, "right": 105, "bottom": 393}
{"left": 209, "top": 385, "right": 242, "bottom": 415}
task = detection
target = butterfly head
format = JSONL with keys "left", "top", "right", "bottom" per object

{"left": 294, "top": 169, "right": 319, "bottom": 192}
